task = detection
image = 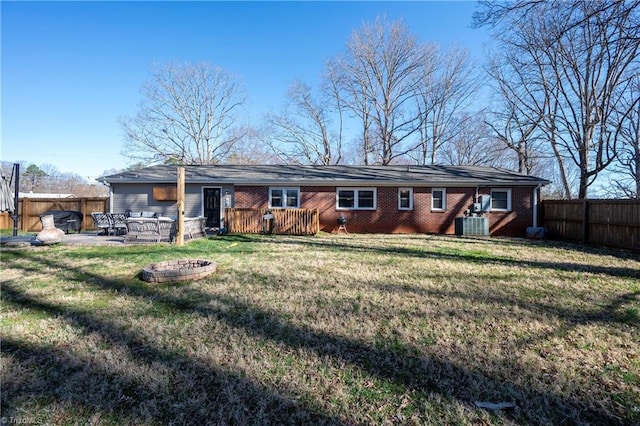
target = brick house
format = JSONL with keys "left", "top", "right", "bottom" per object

{"left": 100, "top": 164, "right": 549, "bottom": 236}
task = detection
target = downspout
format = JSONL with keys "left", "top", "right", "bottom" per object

{"left": 532, "top": 184, "right": 542, "bottom": 228}
{"left": 475, "top": 186, "right": 480, "bottom": 213}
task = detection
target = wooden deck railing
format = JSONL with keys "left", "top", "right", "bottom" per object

{"left": 225, "top": 208, "right": 319, "bottom": 235}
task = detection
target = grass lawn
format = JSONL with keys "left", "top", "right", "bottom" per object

{"left": 1, "top": 234, "right": 639, "bottom": 425}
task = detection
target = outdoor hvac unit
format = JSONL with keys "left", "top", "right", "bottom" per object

{"left": 454, "top": 217, "right": 489, "bottom": 236}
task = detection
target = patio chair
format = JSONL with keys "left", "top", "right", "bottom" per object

{"left": 109, "top": 213, "right": 128, "bottom": 235}
{"left": 91, "top": 212, "right": 112, "bottom": 235}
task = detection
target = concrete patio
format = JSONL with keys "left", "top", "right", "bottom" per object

{"left": 1, "top": 232, "right": 125, "bottom": 247}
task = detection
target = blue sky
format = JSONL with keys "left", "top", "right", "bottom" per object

{"left": 1, "top": 1, "right": 491, "bottom": 181}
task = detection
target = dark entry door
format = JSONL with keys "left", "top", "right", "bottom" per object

{"left": 203, "top": 188, "right": 221, "bottom": 228}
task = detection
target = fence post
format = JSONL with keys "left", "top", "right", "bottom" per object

{"left": 582, "top": 199, "right": 589, "bottom": 245}
{"left": 81, "top": 198, "right": 87, "bottom": 231}
{"left": 22, "top": 198, "right": 30, "bottom": 232}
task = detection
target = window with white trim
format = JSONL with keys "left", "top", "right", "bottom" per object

{"left": 490, "top": 189, "right": 512, "bottom": 211}
{"left": 269, "top": 187, "right": 300, "bottom": 208}
{"left": 398, "top": 188, "right": 413, "bottom": 210}
{"left": 337, "top": 188, "right": 377, "bottom": 210}
{"left": 431, "top": 188, "right": 446, "bottom": 211}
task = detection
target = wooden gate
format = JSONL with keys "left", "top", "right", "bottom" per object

{"left": 0, "top": 197, "right": 109, "bottom": 232}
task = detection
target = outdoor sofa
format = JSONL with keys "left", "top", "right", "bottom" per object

{"left": 124, "top": 216, "right": 206, "bottom": 244}
{"left": 92, "top": 211, "right": 206, "bottom": 243}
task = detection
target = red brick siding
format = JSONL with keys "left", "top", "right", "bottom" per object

{"left": 233, "top": 185, "right": 535, "bottom": 237}
{"left": 485, "top": 187, "right": 533, "bottom": 237}
{"left": 234, "top": 186, "right": 268, "bottom": 209}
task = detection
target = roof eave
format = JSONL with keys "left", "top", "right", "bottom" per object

{"left": 105, "top": 178, "right": 549, "bottom": 187}
{"left": 235, "top": 180, "right": 550, "bottom": 187}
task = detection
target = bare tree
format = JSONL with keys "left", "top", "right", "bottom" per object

{"left": 495, "top": 29, "right": 576, "bottom": 198}
{"left": 550, "top": 1, "right": 639, "bottom": 199}
{"left": 438, "top": 114, "right": 509, "bottom": 167}
{"left": 325, "top": 57, "right": 374, "bottom": 164}
{"left": 328, "top": 16, "right": 426, "bottom": 165}
{"left": 226, "top": 126, "right": 281, "bottom": 165}
{"left": 264, "top": 80, "right": 343, "bottom": 165}
{"left": 414, "top": 45, "right": 481, "bottom": 165}
{"left": 477, "top": 0, "right": 640, "bottom": 198}
{"left": 37, "top": 164, "right": 60, "bottom": 193}
{"left": 120, "top": 62, "right": 246, "bottom": 165}
{"left": 610, "top": 76, "right": 640, "bottom": 198}
{"left": 2, "top": 161, "right": 108, "bottom": 196}
{"left": 475, "top": 0, "right": 640, "bottom": 42}
{"left": 485, "top": 104, "right": 541, "bottom": 174}
{"left": 485, "top": 55, "right": 547, "bottom": 175}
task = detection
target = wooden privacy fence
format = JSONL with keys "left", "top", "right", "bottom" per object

{"left": 0, "top": 197, "right": 109, "bottom": 232}
{"left": 225, "top": 208, "right": 319, "bottom": 235}
{"left": 540, "top": 199, "right": 640, "bottom": 250}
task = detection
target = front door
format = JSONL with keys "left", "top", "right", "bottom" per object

{"left": 203, "top": 188, "right": 221, "bottom": 228}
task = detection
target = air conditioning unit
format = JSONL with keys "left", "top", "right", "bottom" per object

{"left": 455, "top": 217, "right": 489, "bottom": 236}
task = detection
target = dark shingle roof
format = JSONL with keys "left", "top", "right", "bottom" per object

{"left": 101, "top": 164, "right": 550, "bottom": 187}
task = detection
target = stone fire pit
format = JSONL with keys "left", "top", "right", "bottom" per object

{"left": 142, "top": 259, "right": 217, "bottom": 283}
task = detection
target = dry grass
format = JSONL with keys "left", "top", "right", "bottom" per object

{"left": 1, "top": 234, "right": 639, "bottom": 425}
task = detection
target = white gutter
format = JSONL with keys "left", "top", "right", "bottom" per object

{"left": 103, "top": 178, "right": 550, "bottom": 187}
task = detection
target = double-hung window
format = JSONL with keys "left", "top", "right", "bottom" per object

{"left": 431, "top": 188, "right": 446, "bottom": 211}
{"left": 337, "top": 188, "right": 376, "bottom": 210}
{"left": 398, "top": 188, "right": 413, "bottom": 210}
{"left": 269, "top": 187, "right": 299, "bottom": 208}
{"left": 490, "top": 189, "right": 512, "bottom": 211}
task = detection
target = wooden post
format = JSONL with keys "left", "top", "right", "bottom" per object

{"left": 176, "top": 167, "right": 185, "bottom": 247}
{"left": 12, "top": 163, "right": 20, "bottom": 236}
{"left": 582, "top": 199, "right": 589, "bottom": 245}
{"left": 81, "top": 198, "right": 87, "bottom": 231}
{"left": 22, "top": 197, "right": 30, "bottom": 232}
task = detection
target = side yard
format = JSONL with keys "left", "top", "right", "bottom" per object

{"left": 1, "top": 234, "right": 639, "bottom": 425}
